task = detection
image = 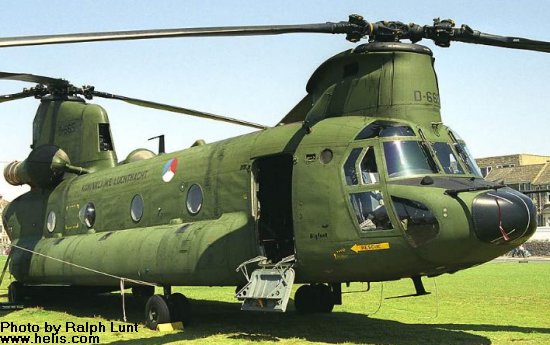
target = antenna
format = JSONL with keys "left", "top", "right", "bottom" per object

{"left": 148, "top": 135, "right": 165, "bottom": 155}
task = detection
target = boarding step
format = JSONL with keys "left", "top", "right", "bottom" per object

{"left": 235, "top": 255, "right": 295, "bottom": 312}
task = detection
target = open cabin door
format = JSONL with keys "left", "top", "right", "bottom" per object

{"left": 252, "top": 154, "right": 295, "bottom": 262}
{"left": 235, "top": 154, "right": 296, "bottom": 312}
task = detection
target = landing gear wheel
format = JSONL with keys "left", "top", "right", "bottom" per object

{"left": 8, "top": 282, "right": 25, "bottom": 303}
{"left": 167, "top": 293, "right": 192, "bottom": 325}
{"left": 145, "top": 295, "right": 171, "bottom": 330}
{"left": 132, "top": 285, "right": 155, "bottom": 301}
{"left": 294, "top": 284, "right": 334, "bottom": 313}
{"left": 294, "top": 285, "right": 309, "bottom": 313}
{"left": 316, "top": 284, "right": 335, "bottom": 313}
{"left": 294, "top": 285, "right": 319, "bottom": 313}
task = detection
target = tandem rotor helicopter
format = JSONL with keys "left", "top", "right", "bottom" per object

{"left": 0, "top": 15, "right": 547, "bottom": 329}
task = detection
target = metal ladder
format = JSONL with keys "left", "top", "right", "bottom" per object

{"left": 235, "top": 255, "right": 295, "bottom": 312}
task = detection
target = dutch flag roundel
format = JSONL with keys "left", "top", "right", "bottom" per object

{"left": 162, "top": 158, "right": 178, "bottom": 182}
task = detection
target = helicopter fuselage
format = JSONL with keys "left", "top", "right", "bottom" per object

{"left": 3, "top": 114, "right": 536, "bottom": 288}
{"left": 0, "top": 14, "right": 547, "bottom": 327}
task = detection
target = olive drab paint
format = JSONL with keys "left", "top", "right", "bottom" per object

{"left": 2, "top": 43, "right": 537, "bottom": 290}
{"left": 303, "top": 43, "right": 441, "bottom": 127}
{"left": 32, "top": 99, "right": 118, "bottom": 170}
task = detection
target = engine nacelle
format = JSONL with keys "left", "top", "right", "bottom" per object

{"left": 4, "top": 145, "right": 71, "bottom": 188}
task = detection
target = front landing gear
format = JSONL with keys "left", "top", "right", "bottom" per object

{"left": 411, "top": 275, "right": 430, "bottom": 296}
{"left": 294, "top": 284, "right": 335, "bottom": 313}
{"left": 144, "top": 288, "right": 192, "bottom": 330}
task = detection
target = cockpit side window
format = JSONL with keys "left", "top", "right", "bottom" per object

{"left": 432, "top": 142, "right": 465, "bottom": 174}
{"left": 350, "top": 191, "right": 392, "bottom": 231}
{"left": 344, "top": 148, "right": 362, "bottom": 185}
{"left": 344, "top": 145, "right": 393, "bottom": 232}
{"left": 360, "top": 147, "right": 379, "bottom": 184}
{"left": 355, "top": 121, "right": 415, "bottom": 140}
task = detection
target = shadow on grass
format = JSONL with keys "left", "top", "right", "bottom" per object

{"left": 15, "top": 294, "right": 550, "bottom": 345}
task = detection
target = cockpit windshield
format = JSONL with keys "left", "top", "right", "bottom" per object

{"left": 383, "top": 141, "right": 439, "bottom": 178}
{"left": 447, "top": 129, "right": 483, "bottom": 177}
{"left": 432, "top": 142, "right": 464, "bottom": 174}
{"left": 454, "top": 143, "right": 482, "bottom": 177}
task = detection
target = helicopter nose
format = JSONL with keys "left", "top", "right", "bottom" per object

{"left": 471, "top": 189, "right": 537, "bottom": 244}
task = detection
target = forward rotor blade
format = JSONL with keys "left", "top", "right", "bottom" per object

{"left": 416, "top": 20, "right": 550, "bottom": 53}
{"left": 0, "top": 91, "right": 34, "bottom": 103}
{"left": 453, "top": 30, "right": 550, "bottom": 53}
{"left": 2, "top": 16, "right": 549, "bottom": 54}
{"left": 0, "top": 22, "right": 364, "bottom": 48}
{"left": 92, "top": 91, "right": 268, "bottom": 130}
{"left": 0, "top": 72, "right": 70, "bottom": 87}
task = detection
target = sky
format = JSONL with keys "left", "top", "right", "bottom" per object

{"left": 0, "top": 1, "right": 549, "bottom": 201}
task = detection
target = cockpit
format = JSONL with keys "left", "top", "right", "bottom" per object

{"left": 351, "top": 120, "right": 482, "bottom": 180}
{"left": 342, "top": 120, "right": 484, "bottom": 245}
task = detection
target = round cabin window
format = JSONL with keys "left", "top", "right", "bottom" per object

{"left": 130, "top": 194, "right": 144, "bottom": 222}
{"left": 46, "top": 211, "right": 56, "bottom": 233}
{"left": 79, "top": 202, "right": 96, "bottom": 228}
{"left": 187, "top": 184, "right": 203, "bottom": 215}
{"left": 320, "top": 149, "right": 334, "bottom": 164}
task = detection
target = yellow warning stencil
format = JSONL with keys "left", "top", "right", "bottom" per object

{"left": 351, "top": 242, "right": 390, "bottom": 253}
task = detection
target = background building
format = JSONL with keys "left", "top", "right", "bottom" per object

{"left": 0, "top": 194, "right": 10, "bottom": 254}
{"left": 476, "top": 154, "right": 550, "bottom": 227}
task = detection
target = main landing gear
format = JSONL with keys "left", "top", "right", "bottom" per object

{"left": 7, "top": 281, "right": 26, "bottom": 304}
{"left": 8, "top": 281, "right": 191, "bottom": 329}
{"left": 294, "top": 283, "right": 341, "bottom": 313}
{"left": 138, "top": 286, "right": 192, "bottom": 330}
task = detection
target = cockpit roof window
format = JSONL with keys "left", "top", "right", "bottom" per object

{"left": 448, "top": 128, "right": 463, "bottom": 141}
{"left": 356, "top": 121, "right": 415, "bottom": 140}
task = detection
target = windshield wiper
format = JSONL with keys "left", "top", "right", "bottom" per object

{"left": 444, "top": 184, "right": 506, "bottom": 197}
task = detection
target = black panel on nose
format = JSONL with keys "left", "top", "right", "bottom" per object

{"left": 472, "top": 189, "right": 537, "bottom": 244}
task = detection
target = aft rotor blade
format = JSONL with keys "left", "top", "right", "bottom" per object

{"left": 0, "top": 71, "right": 70, "bottom": 87}
{"left": 0, "top": 22, "right": 366, "bottom": 48}
{"left": 453, "top": 30, "right": 550, "bottom": 53}
{"left": 92, "top": 91, "right": 268, "bottom": 130}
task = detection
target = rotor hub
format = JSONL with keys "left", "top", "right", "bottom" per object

{"left": 353, "top": 42, "right": 433, "bottom": 56}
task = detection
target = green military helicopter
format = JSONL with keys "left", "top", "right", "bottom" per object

{"left": 0, "top": 15, "right": 547, "bottom": 329}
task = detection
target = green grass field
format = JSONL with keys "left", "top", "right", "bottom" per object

{"left": 0, "top": 257, "right": 548, "bottom": 345}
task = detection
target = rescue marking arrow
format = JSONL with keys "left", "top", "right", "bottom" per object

{"left": 351, "top": 242, "right": 390, "bottom": 253}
